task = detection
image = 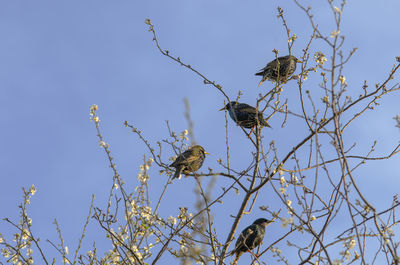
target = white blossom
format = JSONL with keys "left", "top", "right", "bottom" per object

{"left": 281, "top": 217, "right": 294, "bottom": 228}
{"left": 330, "top": 29, "right": 340, "bottom": 38}
{"left": 334, "top": 6, "right": 342, "bottom": 13}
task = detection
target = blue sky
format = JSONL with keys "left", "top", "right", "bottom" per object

{"left": 1, "top": 0, "right": 400, "bottom": 263}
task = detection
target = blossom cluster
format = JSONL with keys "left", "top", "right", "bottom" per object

{"left": 137, "top": 157, "right": 154, "bottom": 184}
{"left": 314, "top": 52, "right": 327, "bottom": 65}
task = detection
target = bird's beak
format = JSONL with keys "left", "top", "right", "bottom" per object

{"left": 219, "top": 107, "right": 226, "bottom": 111}
{"left": 257, "top": 80, "right": 263, "bottom": 87}
{"left": 204, "top": 151, "right": 210, "bottom": 155}
{"left": 266, "top": 220, "right": 274, "bottom": 225}
{"left": 296, "top": 58, "right": 303, "bottom": 63}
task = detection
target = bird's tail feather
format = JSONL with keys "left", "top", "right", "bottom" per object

{"left": 172, "top": 167, "right": 182, "bottom": 180}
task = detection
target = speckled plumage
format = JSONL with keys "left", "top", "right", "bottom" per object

{"left": 170, "top": 145, "right": 208, "bottom": 180}
{"left": 255, "top": 55, "right": 300, "bottom": 86}
{"left": 220, "top": 101, "right": 270, "bottom": 129}
{"left": 231, "top": 218, "right": 273, "bottom": 265}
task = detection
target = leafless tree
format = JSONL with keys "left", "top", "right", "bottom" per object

{"left": 1, "top": 1, "right": 400, "bottom": 264}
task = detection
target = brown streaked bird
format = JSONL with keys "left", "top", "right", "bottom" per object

{"left": 169, "top": 145, "right": 209, "bottom": 180}
{"left": 255, "top": 55, "right": 301, "bottom": 87}
{"left": 230, "top": 218, "right": 274, "bottom": 265}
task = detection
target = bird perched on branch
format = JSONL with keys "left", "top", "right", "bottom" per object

{"left": 255, "top": 55, "right": 301, "bottom": 86}
{"left": 170, "top": 145, "right": 209, "bottom": 180}
{"left": 219, "top": 101, "right": 270, "bottom": 135}
{"left": 230, "top": 218, "right": 274, "bottom": 265}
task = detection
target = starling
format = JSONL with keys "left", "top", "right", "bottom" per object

{"left": 230, "top": 218, "right": 274, "bottom": 265}
{"left": 219, "top": 101, "right": 270, "bottom": 134}
{"left": 255, "top": 55, "right": 301, "bottom": 86}
{"left": 170, "top": 145, "right": 209, "bottom": 180}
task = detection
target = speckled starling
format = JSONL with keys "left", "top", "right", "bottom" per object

{"left": 170, "top": 145, "right": 209, "bottom": 180}
{"left": 219, "top": 101, "right": 270, "bottom": 133}
{"left": 230, "top": 218, "right": 274, "bottom": 265}
{"left": 255, "top": 55, "right": 301, "bottom": 86}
